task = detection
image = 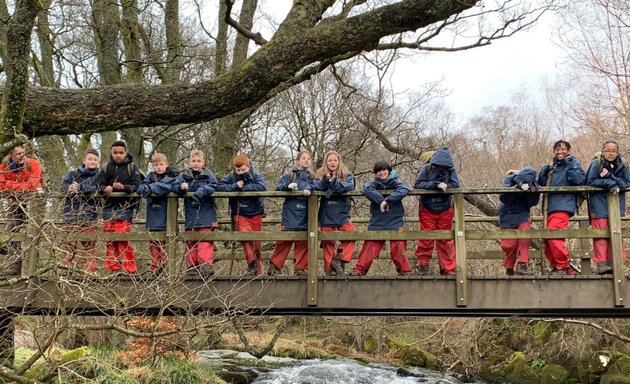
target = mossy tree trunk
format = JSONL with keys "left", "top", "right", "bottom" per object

{"left": 211, "top": 0, "right": 258, "bottom": 176}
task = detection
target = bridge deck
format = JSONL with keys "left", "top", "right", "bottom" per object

{"left": 3, "top": 275, "right": 628, "bottom": 318}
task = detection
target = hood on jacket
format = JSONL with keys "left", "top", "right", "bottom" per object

{"left": 429, "top": 147, "right": 455, "bottom": 168}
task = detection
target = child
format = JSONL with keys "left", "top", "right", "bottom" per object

{"left": 350, "top": 161, "right": 411, "bottom": 276}
{"left": 585, "top": 140, "right": 630, "bottom": 274}
{"left": 173, "top": 149, "right": 218, "bottom": 277}
{"left": 498, "top": 167, "right": 540, "bottom": 275}
{"left": 136, "top": 153, "right": 180, "bottom": 276}
{"left": 216, "top": 154, "right": 267, "bottom": 276}
{"left": 312, "top": 150, "right": 356, "bottom": 276}
{"left": 96, "top": 141, "right": 143, "bottom": 274}
{"left": 267, "top": 151, "right": 314, "bottom": 276}
{"left": 538, "top": 140, "right": 586, "bottom": 275}
{"left": 414, "top": 146, "right": 461, "bottom": 275}
{"left": 60, "top": 148, "right": 101, "bottom": 273}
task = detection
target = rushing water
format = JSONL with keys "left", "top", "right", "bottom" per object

{"left": 251, "top": 358, "right": 482, "bottom": 384}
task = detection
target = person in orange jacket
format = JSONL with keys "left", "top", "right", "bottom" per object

{"left": 0, "top": 145, "right": 43, "bottom": 275}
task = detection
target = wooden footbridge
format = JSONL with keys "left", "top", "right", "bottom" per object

{"left": 1, "top": 187, "right": 629, "bottom": 318}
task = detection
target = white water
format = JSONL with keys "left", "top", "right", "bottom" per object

{"left": 252, "top": 358, "right": 479, "bottom": 383}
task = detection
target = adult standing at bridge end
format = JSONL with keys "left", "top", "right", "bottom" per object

{"left": 538, "top": 140, "right": 586, "bottom": 276}
{"left": 0, "top": 145, "right": 43, "bottom": 276}
{"left": 585, "top": 140, "right": 630, "bottom": 275}
{"left": 414, "top": 147, "right": 461, "bottom": 276}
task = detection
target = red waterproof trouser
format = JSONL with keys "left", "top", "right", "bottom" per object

{"left": 149, "top": 240, "right": 166, "bottom": 271}
{"left": 591, "top": 218, "right": 628, "bottom": 263}
{"left": 103, "top": 220, "right": 136, "bottom": 273}
{"left": 269, "top": 226, "right": 308, "bottom": 272}
{"left": 185, "top": 227, "right": 214, "bottom": 268}
{"left": 320, "top": 221, "right": 356, "bottom": 272}
{"left": 235, "top": 214, "right": 263, "bottom": 275}
{"left": 500, "top": 221, "right": 531, "bottom": 269}
{"left": 62, "top": 226, "right": 97, "bottom": 272}
{"left": 544, "top": 211, "right": 570, "bottom": 270}
{"left": 352, "top": 237, "right": 411, "bottom": 276}
{"left": 415, "top": 206, "right": 456, "bottom": 274}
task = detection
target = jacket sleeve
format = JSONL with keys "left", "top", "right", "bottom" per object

{"left": 586, "top": 160, "right": 613, "bottom": 189}
{"left": 330, "top": 173, "right": 355, "bottom": 193}
{"left": 150, "top": 177, "right": 178, "bottom": 196}
{"left": 26, "top": 159, "right": 43, "bottom": 191}
{"left": 311, "top": 177, "right": 329, "bottom": 191}
{"left": 196, "top": 172, "right": 218, "bottom": 197}
{"left": 538, "top": 165, "right": 550, "bottom": 186}
{"left": 566, "top": 158, "right": 586, "bottom": 186}
{"left": 242, "top": 172, "right": 267, "bottom": 192}
{"left": 362, "top": 181, "right": 384, "bottom": 204}
{"left": 414, "top": 165, "right": 438, "bottom": 189}
{"left": 215, "top": 173, "right": 236, "bottom": 192}
{"left": 386, "top": 179, "right": 411, "bottom": 203}
{"left": 447, "top": 168, "right": 460, "bottom": 188}
{"left": 60, "top": 171, "right": 74, "bottom": 193}
{"left": 275, "top": 173, "right": 291, "bottom": 191}
{"left": 96, "top": 167, "right": 108, "bottom": 193}
{"left": 172, "top": 174, "right": 187, "bottom": 195}
{"left": 122, "top": 165, "right": 143, "bottom": 193}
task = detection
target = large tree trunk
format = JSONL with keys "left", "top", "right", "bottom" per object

{"left": 15, "top": 0, "right": 478, "bottom": 139}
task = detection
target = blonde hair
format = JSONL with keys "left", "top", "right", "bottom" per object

{"left": 190, "top": 149, "right": 204, "bottom": 160}
{"left": 315, "top": 150, "right": 349, "bottom": 179}
{"left": 151, "top": 153, "right": 168, "bottom": 164}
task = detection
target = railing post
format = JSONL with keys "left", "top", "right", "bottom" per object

{"left": 606, "top": 192, "right": 625, "bottom": 307}
{"left": 165, "top": 195, "right": 179, "bottom": 280}
{"left": 24, "top": 194, "right": 44, "bottom": 276}
{"left": 453, "top": 193, "right": 468, "bottom": 307}
{"left": 307, "top": 194, "right": 318, "bottom": 307}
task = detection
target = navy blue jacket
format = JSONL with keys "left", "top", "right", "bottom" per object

{"left": 414, "top": 147, "right": 461, "bottom": 212}
{"left": 137, "top": 166, "right": 180, "bottom": 230}
{"left": 173, "top": 168, "right": 218, "bottom": 229}
{"left": 498, "top": 167, "right": 540, "bottom": 228}
{"left": 538, "top": 155, "right": 586, "bottom": 216}
{"left": 216, "top": 168, "right": 267, "bottom": 218}
{"left": 96, "top": 155, "right": 143, "bottom": 221}
{"left": 276, "top": 168, "right": 313, "bottom": 231}
{"left": 312, "top": 172, "right": 355, "bottom": 227}
{"left": 363, "top": 170, "right": 410, "bottom": 231}
{"left": 61, "top": 166, "right": 101, "bottom": 225}
{"left": 586, "top": 156, "right": 630, "bottom": 218}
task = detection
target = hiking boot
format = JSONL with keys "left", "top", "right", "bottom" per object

{"left": 245, "top": 261, "right": 258, "bottom": 277}
{"left": 294, "top": 269, "right": 308, "bottom": 277}
{"left": 349, "top": 270, "right": 362, "bottom": 276}
{"left": 415, "top": 264, "right": 430, "bottom": 276}
{"left": 550, "top": 268, "right": 576, "bottom": 276}
{"left": 515, "top": 262, "right": 531, "bottom": 275}
{"left": 198, "top": 264, "right": 215, "bottom": 278}
{"left": 595, "top": 261, "right": 613, "bottom": 275}
{"left": 330, "top": 258, "right": 346, "bottom": 276}
{"left": 267, "top": 263, "right": 282, "bottom": 276}
{"left": 506, "top": 268, "right": 515, "bottom": 276}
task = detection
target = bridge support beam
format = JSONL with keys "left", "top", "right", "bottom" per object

{"left": 454, "top": 193, "right": 468, "bottom": 307}
{"left": 607, "top": 193, "right": 626, "bottom": 307}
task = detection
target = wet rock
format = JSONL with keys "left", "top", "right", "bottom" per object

{"left": 215, "top": 367, "right": 258, "bottom": 384}
{"left": 540, "top": 364, "right": 568, "bottom": 384}
{"left": 504, "top": 352, "right": 540, "bottom": 384}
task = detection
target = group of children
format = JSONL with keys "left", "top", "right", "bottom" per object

{"left": 55, "top": 139, "right": 630, "bottom": 278}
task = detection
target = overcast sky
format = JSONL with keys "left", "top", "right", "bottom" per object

{"left": 259, "top": 1, "right": 564, "bottom": 119}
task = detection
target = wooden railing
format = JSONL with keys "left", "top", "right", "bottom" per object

{"left": 1, "top": 186, "right": 628, "bottom": 309}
